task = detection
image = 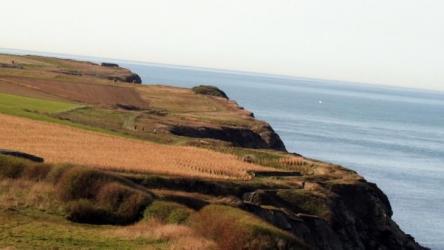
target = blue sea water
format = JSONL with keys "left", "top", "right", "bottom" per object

{"left": 122, "top": 62, "right": 444, "bottom": 250}
{"left": 0, "top": 48, "right": 443, "bottom": 249}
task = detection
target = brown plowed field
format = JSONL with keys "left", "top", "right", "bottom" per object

{"left": 0, "top": 77, "right": 149, "bottom": 108}
{"left": 0, "top": 114, "right": 271, "bottom": 179}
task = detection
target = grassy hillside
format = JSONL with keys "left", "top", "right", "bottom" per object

{"left": 0, "top": 113, "right": 279, "bottom": 180}
{"left": 0, "top": 54, "right": 280, "bottom": 150}
{"left": 0, "top": 155, "right": 310, "bottom": 249}
{"left": 0, "top": 92, "right": 81, "bottom": 121}
{"left": 0, "top": 54, "right": 421, "bottom": 250}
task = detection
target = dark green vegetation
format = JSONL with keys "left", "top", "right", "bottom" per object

{"left": 143, "top": 201, "right": 193, "bottom": 224}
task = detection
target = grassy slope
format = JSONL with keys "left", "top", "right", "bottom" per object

{"left": 0, "top": 91, "right": 298, "bottom": 173}
{"left": 0, "top": 92, "right": 136, "bottom": 139}
{"left": 0, "top": 155, "right": 305, "bottom": 250}
{"left": 0, "top": 165, "right": 168, "bottom": 250}
{"left": 0, "top": 54, "right": 366, "bottom": 249}
{"left": 0, "top": 92, "right": 81, "bottom": 121}
{"left": 0, "top": 212, "right": 166, "bottom": 250}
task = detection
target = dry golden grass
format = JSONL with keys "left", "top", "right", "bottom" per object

{"left": 136, "top": 85, "right": 255, "bottom": 126}
{"left": 108, "top": 219, "right": 217, "bottom": 250}
{"left": 0, "top": 54, "right": 51, "bottom": 66}
{"left": 0, "top": 178, "right": 61, "bottom": 212}
{"left": 0, "top": 114, "right": 273, "bottom": 179}
{"left": 279, "top": 156, "right": 305, "bottom": 166}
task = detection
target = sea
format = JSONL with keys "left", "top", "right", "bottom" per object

{"left": 122, "top": 62, "right": 444, "bottom": 250}
{"left": 1, "top": 48, "right": 443, "bottom": 249}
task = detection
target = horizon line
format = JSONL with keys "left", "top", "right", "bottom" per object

{"left": 0, "top": 47, "right": 442, "bottom": 94}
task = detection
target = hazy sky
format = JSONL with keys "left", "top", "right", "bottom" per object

{"left": 1, "top": 0, "right": 443, "bottom": 90}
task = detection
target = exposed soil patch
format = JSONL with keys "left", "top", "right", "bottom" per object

{"left": 0, "top": 77, "right": 149, "bottom": 108}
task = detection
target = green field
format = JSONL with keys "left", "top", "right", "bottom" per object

{"left": 0, "top": 92, "right": 81, "bottom": 121}
{"left": 0, "top": 212, "right": 167, "bottom": 250}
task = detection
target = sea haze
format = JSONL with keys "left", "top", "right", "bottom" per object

{"left": 122, "top": 62, "right": 444, "bottom": 250}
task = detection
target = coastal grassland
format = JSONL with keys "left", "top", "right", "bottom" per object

{"left": 0, "top": 54, "right": 53, "bottom": 66}
{"left": 0, "top": 212, "right": 170, "bottom": 250}
{"left": 0, "top": 175, "right": 194, "bottom": 249}
{"left": 0, "top": 92, "right": 81, "bottom": 121}
{"left": 0, "top": 158, "right": 165, "bottom": 249}
{"left": 0, "top": 113, "right": 275, "bottom": 180}
{"left": 55, "top": 106, "right": 188, "bottom": 144}
{"left": 136, "top": 85, "right": 255, "bottom": 127}
{"left": 0, "top": 155, "right": 298, "bottom": 250}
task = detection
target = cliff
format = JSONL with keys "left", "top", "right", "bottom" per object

{"left": 0, "top": 53, "right": 427, "bottom": 249}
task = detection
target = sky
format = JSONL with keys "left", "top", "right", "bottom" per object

{"left": 1, "top": 0, "right": 443, "bottom": 90}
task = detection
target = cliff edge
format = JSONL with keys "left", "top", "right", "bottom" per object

{"left": 0, "top": 53, "right": 427, "bottom": 249}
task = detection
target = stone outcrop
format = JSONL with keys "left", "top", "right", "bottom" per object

{"left": 107, "top": 73, "right": 142, "bottom": 84}
{"left": 170, "top": 124, "right": 287, "bottom": 151}
{"left": 101, "top": 62, "right": 119, "bottom": 67}
{"left": 132, "top": 174, "right": 427, "bottom": 250}
{"left": 239, "top": 181, "right": 427, "bottom": 250}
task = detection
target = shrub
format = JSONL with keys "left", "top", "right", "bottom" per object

{"left": 0, "top": 155, "right": 154, "bottom": 225}
{"left": 191, "top": 85, "right": 228, "bottom": 99}
{"left": 0, "top": 155, "right": 51, "bottom": 180}
{"left": 144, "top": 201, "right": 193, "bottom": 224}
{"left": 0, "top": 155, "right": 27, "bottom": 178}
{"left": 21, "top": 164, "right": 52, "bottom": 181}
{"left": 57, "top": 167, "right": 108, "bottom": 201}
{"left": 189, "top": 206, "right": 248, "bottom": 250}
{"left": 45, "top": 163, "right": 73, "bottom": 184}
{"left": 58, "top": 168, "right": 153, "bottom": 224}
{"left": 66, "top": 199, "right": 114, "bottom": 224}
{"left": 96, "top": 182, "right": 153, "bottom": 223}
{"left": 188, "top": 205, "right": 302, "bottom": 250}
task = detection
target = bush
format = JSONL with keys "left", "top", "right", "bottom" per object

{"left": 57, "top": 168, "right": 153, "bottom": 224}
{"left": 188, "top": 205, "right": 302, "bottom": 250}
{"left": 0, "top": 155, "right": 27, "bottom": 178}
{"left": 192, "top": 85, "right": 228, "bottom": 99}
{"left": 66, "top": 199, "right": 114, "bottom": 224}
{"left": 189, "top": 206, "right": 248, "bottom": 250}
{"left": 0, "top": 155, "right": 51, "bottom": 180}
{"left": 96, "top": 182, "right": 153, "bottom": 223}
{"left": 144, "top": 201, "right": 193, "bottom": 224}
{"left": 45, "top": 164, "right": 73, "bottom": 184}
{"left": 0, "top": 155, "right": 154, "bottom": 225}
{"left": 57, "top": 167, "right": 108, "bottom": 201}
{"left": 21, "top": 164, "right": 52, "bottom": 181}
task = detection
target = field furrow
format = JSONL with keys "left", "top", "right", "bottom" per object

{"left": 0, "top": 113, "right": 272, "bottom": 179}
